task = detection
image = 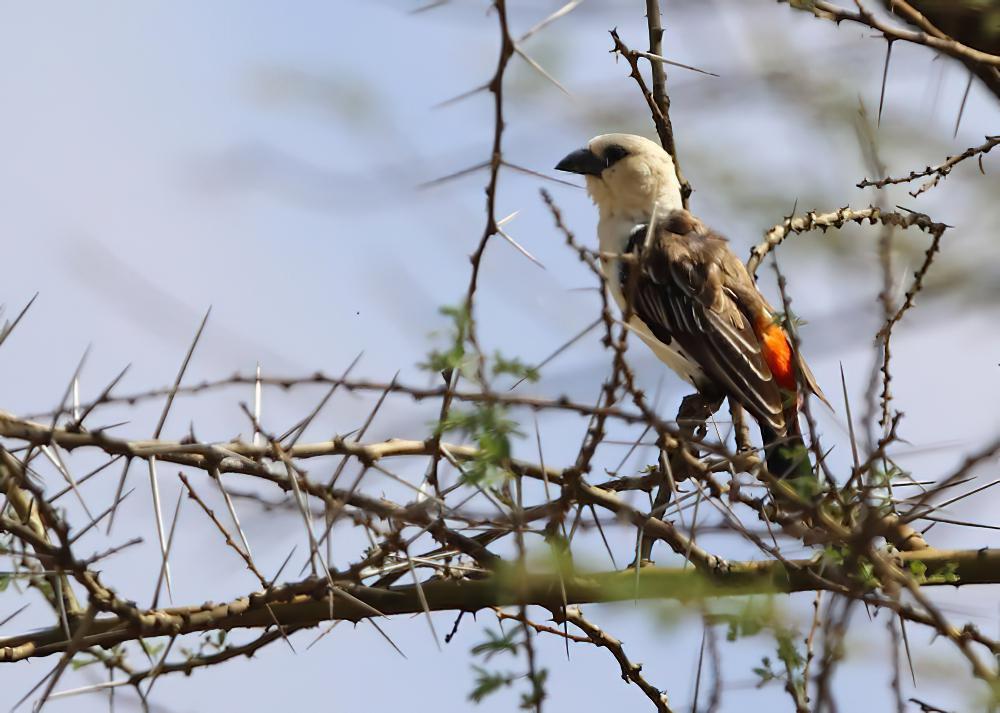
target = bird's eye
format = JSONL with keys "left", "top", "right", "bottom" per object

{"left": 603, "top": 145, "right": 629, "bottom": 168}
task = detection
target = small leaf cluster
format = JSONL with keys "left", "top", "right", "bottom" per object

{"left": 750, "top": 627, "right": 806, "bottom": 696}
{"left": 724, "top": 599, "right": 806, "bottom": 697}
{"left": 822, "top": 545, "right": 882, "bottom": 589}
{"left": 179, "top": 629, "right": 228, "bottom": 660}
{"left": 423, "top": 303, "right": 538, "bottom": 486}
{"left": 468, "top": 627, "right": 548, "bottom": 710}
{"left": 421, "top": 305, "right": 475, "bottom": 379}
{"left": 908, "top": 559, "right": 960, "bottom": 585}
{"left": 491, "top": 353, "right": 540, "bottom": 383}
{"left": 439, "top": 405, "right": 521, "bottom": 485}
{"left": 771, "top": 309, "right": 808, "bottom": 331}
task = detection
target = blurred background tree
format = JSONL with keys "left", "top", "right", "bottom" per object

{"left": 0, "top": 1, "right": 998, "bottom": 712}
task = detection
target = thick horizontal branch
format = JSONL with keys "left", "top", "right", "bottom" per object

{"left": 1, "top": 547, "right": 995, "bottom": 662}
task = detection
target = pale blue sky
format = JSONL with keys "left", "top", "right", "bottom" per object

{"left": 2, "top": 1, "right": 999, "bottom": 711}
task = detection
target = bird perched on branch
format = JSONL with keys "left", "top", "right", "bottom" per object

{"left": 555, "top": 133, "right": 826, "bottom": 478}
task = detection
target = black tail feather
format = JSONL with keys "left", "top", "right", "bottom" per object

{"left": 759, "top": 424, "right": 814, "bottom": 479}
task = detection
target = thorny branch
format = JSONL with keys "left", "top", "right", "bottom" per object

{"left": 858, "top": 135, "right": 999, "bottom": 196}
{"left": 2, "top": 2, "right": 999, "bottom": 712}
{"left": 610, "top": 28, "right": 691, "bottom": 206}
{"left": 784, "top": 0, "right": 1000, "bottom": 99}
{"left": 783, "top": 0, "right": 1000, "bottom": 69}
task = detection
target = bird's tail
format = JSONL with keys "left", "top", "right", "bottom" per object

{"left": 759, "top": 417, "right": 814, "bottom": 480}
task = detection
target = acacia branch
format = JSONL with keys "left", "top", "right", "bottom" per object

{"left": 785, "top": 0, "right": 1000, "bottom": 67}
{"left": 748, "top": 205, "right": 947, "bottom": 276}
{"left": 858, "top": 135, "right": 999, "bottom": 196}
{"left": 610, "top": 28, "right": 691, "bottom": 205}
{"left": 2, "top": 548, "right": 996, "bottom": 663}
{"left": 559, "top": 605, "right": 674, "bottom": 712}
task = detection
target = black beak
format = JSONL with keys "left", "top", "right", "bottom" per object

{"left": 555, "top": 147, "right": 604, "bottom": 177}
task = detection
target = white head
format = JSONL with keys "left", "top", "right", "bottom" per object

{"left": 555, "top": 133, "right": 683, "bottom": 220}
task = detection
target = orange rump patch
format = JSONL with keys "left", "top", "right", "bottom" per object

{"left": 755, "top": 315, "right": 796, "bottom": 391}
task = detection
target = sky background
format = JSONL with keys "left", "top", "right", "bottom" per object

{"left": 1, "top": 1, "right": 999, "bottom": 711}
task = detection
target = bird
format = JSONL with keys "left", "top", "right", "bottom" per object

{"left": 555, "top": 133, "right": 826, "bottom": 478}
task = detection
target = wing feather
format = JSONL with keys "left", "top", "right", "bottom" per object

{"left": 621, "top": 216, "right": 786, "bottom": 431}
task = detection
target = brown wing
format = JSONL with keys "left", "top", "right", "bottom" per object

{"left": 621, "top": 211, "right": 786, "bottom": 432}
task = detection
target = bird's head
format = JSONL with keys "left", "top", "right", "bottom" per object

{"left": 555, "top": 133, "right": 682, "bottom": 220}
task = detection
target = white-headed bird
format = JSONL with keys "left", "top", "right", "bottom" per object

{"left": 556, "top": 133, "right": 826, "bottom": 478}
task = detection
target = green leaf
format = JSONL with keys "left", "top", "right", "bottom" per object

{"left": 71, "top": 653, "right": 100, "bottom": 671}
{"left": 139, "top": 639, "right": 165, "bottom": 657}
{"left": 771, "top": 309, "right": 808, "bottom": 330}
{"left": 823, "top": 545, "right": 847, "bottom": 566}
{"left": 439, "top": 404, "right": 521, "bottom": 486}
{"left": 776, "top": 630, "right": 805, "bottom": 672}
{"left": 753, "top": 656, "right": 776, "bottom": 683}
{"left": 470, "top": 628, "right": 520, "bottom": 661}
{"left": 420, "top": 303, "right": 475, "bottom": 378}
{"left": 925, "top": 561, "right": 960, "bottom": 585}
{"left": 468, "top": 666, "right": 516, "bottom": 703}
{"left": 724, "top": 599, "right": 775, "bottom": 641}
{"left": 492, "top": 352, "right": 540, "bottom": 383}
{"left": 856, "top": 559, "right": 879, "bottom": 588}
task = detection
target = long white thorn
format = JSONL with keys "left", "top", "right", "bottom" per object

{"left": 148, "top": 457, "right": 172, "bottom": 601}
{"left": 253, "top": 362, "right": 262, "bottom": 448}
